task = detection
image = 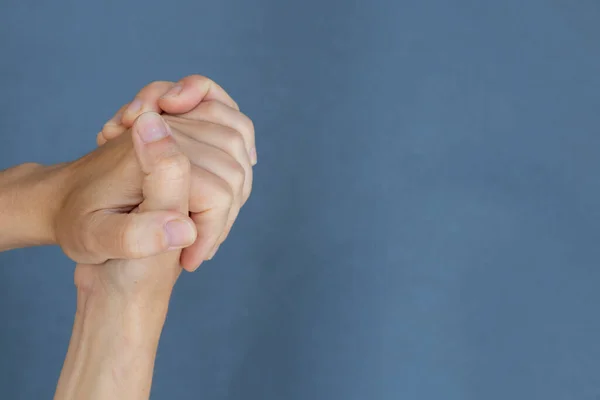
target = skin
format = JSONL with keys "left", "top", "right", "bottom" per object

{"left": 55, "top": 112, "right": 194, "bottom": 400}
{"left": 99, "top": 75, "right": 257, "bottom": 267}
{"left": 0, "top": 75, "right": 257, "bottom": 399}
{"left": 0, "top": 75, "right": 256, "bottom": 271}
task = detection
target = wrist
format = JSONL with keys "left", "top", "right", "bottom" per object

{"left": 55, "top": 283, "right": 169, "bottom": 400}
{"left": 76, "top": 285, "right": 169, "bottom": 343}
{"left": 0, "top": 162, "right": 72, "bottom": 250}
{"left": 76, "top": 274, "right": 171, "bottom": 329}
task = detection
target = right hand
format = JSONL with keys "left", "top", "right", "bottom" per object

{"left": 54, "top": 105, "right": 251, "bottom": 271}
{"left": 91, "top": 75, "right": 255, "bottom": 270}
{"left": 53, "top": 113, "right": 196, "bottom": 268}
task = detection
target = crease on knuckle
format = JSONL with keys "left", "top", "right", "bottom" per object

{"left": 145, "top": 80, "right": 171, "bottom": 92}
{"left": 241, "top": 114, "right": 255, "bottom": 136}
{"left": 230, "top": 161, "right": 246, "bottom": 192}
{"left": 202, "top": 100, "right": 220, "bottom": 116}
{"left": 223, "top": 128, "right": 246, "bottom": 156}
{"left": 188, "top": 74, "right": 211, "bottom": 85}
{"left": 155, "top": 154, "right": 191, "bottom": 180}
{"left": 213, "top": 177, "right": 235, "bottom": 208}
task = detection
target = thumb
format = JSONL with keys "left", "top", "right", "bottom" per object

{"left": 83, "top": 112, "right": 196, "bottom": 262}
{"left": 132, "top": 112, "right": 193, "bottom": 217}
{"left": 83, "top": 211, "right": 197, "bottom": 261}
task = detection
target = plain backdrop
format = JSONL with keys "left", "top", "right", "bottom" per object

{"left": 1, "top": 1, "right": 600, "bottom": 399}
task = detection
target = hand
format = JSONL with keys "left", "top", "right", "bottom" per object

{"left": 54, "top": 116, "right": 192, "bottom": 400}
{"left": 54, "top": 114, "right": 198, "bottom": 269}
{"left": 94, "top": 75, "right": 256, "bottom": 269}
{"left": 73, "top": 112, "right": 192, "bottom": 298}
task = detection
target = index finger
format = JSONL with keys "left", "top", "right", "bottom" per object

{"left": 158, "top": 74, "right": 240, "bottom": 113}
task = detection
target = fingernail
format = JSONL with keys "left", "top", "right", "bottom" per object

{"left": 136, "top": 112, "right": 169, "bottom": 143}
{"left": 207, "top": 245, "right": 220, "bottom": 260}
{"left": 161, "top": 84, "right": 183, "bottom": 99}
{"left": 126, "top": 98, "right": 143, "bottom": 115}
{"left": 165, "top": 219, "right": 195, "bottom": 249}
{"left": 107, "top": 110, "right": 123, "bottom": 125}
{"left": 250, "top": 147, "right": 258, "bottom": 165}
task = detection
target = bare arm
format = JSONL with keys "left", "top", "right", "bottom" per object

{"left": 54, "top": 112, "right": 189, "bottom": 400}
{"left": 54, "top": 285, "right": 170, "bottom": 400}
{"left": 0, "top": 163, "right": 69, "bottom": 251}
{"left": 1, "top": 75, "right": 253, "bottom": 399}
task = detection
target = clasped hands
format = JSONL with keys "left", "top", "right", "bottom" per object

{"left": 0, "top": 74, "right": 258, "bottom": 400}
{"left": 53, "top": 74, "right": 255, "bottom": 302}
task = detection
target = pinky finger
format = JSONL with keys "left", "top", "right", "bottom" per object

{"left": 96, "top": 132, "right": 108, "bottom": 146}
{"left": 100, "top": 103, "right": 130, "bottom": 144}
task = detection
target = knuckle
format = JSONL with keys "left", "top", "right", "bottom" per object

{"left": 119, "top": 215, "right": 165, "bottom": 258}
{"left": 240, "top": 114, "right": 255, "bottom": 136}
{"left": 120, "top": 220, "right": 142, "bottom": 258}
{"left": 156, "top": 153, "right": 191, "bottom": 178}
{"left": 229, "top": 161, "right": 246, "bottom": 191}
{"left": 202, "top": 100, "right": 221, "bottom": 116}
{"left": 143, "top": 80, "right": 171, "bottom": 94}
{"left": 212, "top": 177, "right": 235, "bottom": 207}
{"left": 186, "top": 74, "right": 211, "bottom": 85}
{"left": 101, "top": 123, "right": 124, "bottom": 137}
{"left": 223, "top": 128, "right": 247, "bottom": 155}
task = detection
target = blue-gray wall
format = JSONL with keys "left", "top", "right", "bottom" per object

{"left": 1, "top": 1, "right": 599, "bottom": 399}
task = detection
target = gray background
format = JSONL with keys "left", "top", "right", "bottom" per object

{"left": 1, "top": 1, "right": 599, "bottom": 399}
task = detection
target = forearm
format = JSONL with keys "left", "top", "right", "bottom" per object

{"left": 0, "top": 163, "right": 69, "bottom": 251}
{"left": 54, "top": 284, "right": 170, "bottom": 400}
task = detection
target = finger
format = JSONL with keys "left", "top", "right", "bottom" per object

{"left": 209, "top": 199, "right": 242, "bottom": 260}
{"left": 166, "top": 118, "right": 254, "bottom": 204}
{"left": 100, "top": 103, "right": 130, "bottom": 143}
{"left": 170, "top": 136, "right": 245, "bottom": 266}
{"left": 179, "top": 172, "right": 234, "bottom": 271}
{"left": 175, "top": 132, "right": 246, "bottom": 210}
{"left": 83, "top": 210, "right": 197, "bottom": 260}
{"left": 188, "top": 162, "right": 243, "bottom": 260}
{"left": 84, "top": 114, "right": 198, "bottom": 261}
{"left": 190, "top": 152, "right": 247, "bottom": 255}
{"left": 158, "top": 74, "right": 240, "bottom": 114}
{"left": 181, "top": 207, "right": 230, "bottom": 271}
{"left": 166, "top": 101, "right": 257, "bottom": 165}
{"left": 121, "top": 81, "right": 177, "bottom": 127}
{"left": 96, "top": 131, "right": 108, "bottom": 146}
{"left": 104, "top": 103, "right": 127, "bottom": 128}
{"left": 132, "top": 112, "right": 192, "bottom": 216}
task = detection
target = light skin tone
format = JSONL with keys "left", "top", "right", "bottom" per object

{"left": 98, "top": 75, "right": 257, "bottom": 268}
{"left": 0, "top": 74, "right": 256, "bottom": 270}
{"left": 0, "top": 75, "right": 255, "bottom": 399}
{"left": 55, "top": 112, "right": 191, "bottom": 400}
